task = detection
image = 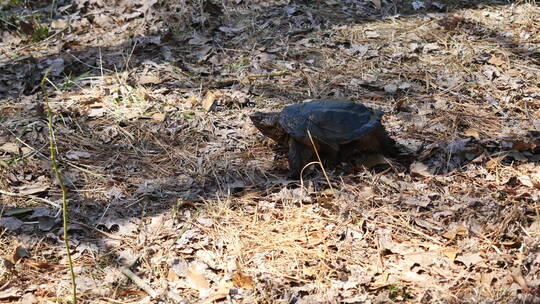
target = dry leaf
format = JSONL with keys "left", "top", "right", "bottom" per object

{"left": 200, "top": 281, "right": 233, "bottom": 304}
{"left": 368, "top": 0, "right": 381, "bottom": 10}
{"left": 455, "top": 253, "right": 483, "bottom": 267}
{"left": 462, "top": 128, "right": 480, "bottom": 140}
{"left": 13, "top": 246, "right": 30, "bottom": 262}
{"left": 202, "top": 91, "right": 219, "bottom": 111}
{"left": 138, "top": 75, "right": 162, "bottom": 85}
{"left": 186, "top": 266, "right": 210, "bottom": 295}
{"left": 510, "top": 267, "right": 530, "bottom": 292}
{"left": 486, "top": 156, "right": 504, "bottom": 169}
{"left": 152, "top": 113, "right": 166, "bottom": 122}
{"left": 442, "top": 225, "right": 468, "bottom": 240}
{"left": 442, "top": 248, "right": 459, "bottom": 261}
{"left": 0, "top": 217, "right": 24, "bottom": 231}
{"left": 167, "top": 268, "right": 179, "bottom": 281}
{"left": 232, "top": 270, "right": 254, "bottom": 290}
{"left": 0, "top": 143, "right": 19, "bottom": 154}
{"left": 410, "top": 162, "right": 432, "bottom": 177}
{"left": 370, "top": 270, "right": 389, "bottom": 289}
{"left": 527, "top": 218, "right": 540, "bottom": 235}
{"left": 488, "top": 55, "right": 505, "bottom": 66}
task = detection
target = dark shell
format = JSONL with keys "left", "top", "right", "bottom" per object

{"left": 278, "top": 100, "right": 383, "bottom": 149}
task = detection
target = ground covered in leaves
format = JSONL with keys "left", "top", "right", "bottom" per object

{"left": 1, "top": 0, "right": 540, "bottom": 303}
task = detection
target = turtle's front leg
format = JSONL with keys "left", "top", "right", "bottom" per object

{"left": 287, "top": 138, "right": 311, "bottom": 179}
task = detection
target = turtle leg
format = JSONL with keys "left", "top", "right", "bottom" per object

{"left": 377, "top": 128, "right": 398, "bottom": 157}
{"left": 287, "top": 138, "right": 312, "bottom": 179}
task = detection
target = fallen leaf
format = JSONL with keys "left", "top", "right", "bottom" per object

{"left": 442, "top": 248, "right": 459, "bottom": 261}
{"left": 202, "top": 91, "right": 219, "bottom": 111}
{"left": 0, "top": 286, "right": 21, "bottom": 299}
{"left": 410, "top": 162, "right": 432, "bottom": 177}
{"left": 0, "top": 217, "right": 24, "bottom": 231}
{"left": 510, "top": 267, "right": 530, "bottom": 292}
{"left": 0, "top": 257, "right": 14, "bottom": 273}
{"left": 486, "top": 156, "right": 504, "bottom": 169}
{"left": 442, "top": 225, "right": 468, "bottom": 240}
{"left": 455, "top": 253, "right": 483, "bottom": 267}
{"left": 462, "top": 128, "right": 480, "bottom": 140}
{"left": 0, "top": 143, "right": 19, "bottom": 154}
{"left": 138, "top": 75, "right": 162, "bottom": 85}
{"left": 365, "top": 31, "right": 380, "bottom": 38}
{"left": 186, "top": 266, "right": 210, "bottom": 296}
{"left": 13, "top": 246, "right": 30, "bottom": 262}
{"left": 66, "top": 150, "right": 91, "bottom": 160}
{"left": 152, "top": 113, "right": 166, "bottom": 122}
{"left": 232, "top": 270, "right": 254, "bottom": 290}
{"left": 16, "top": 182, "right": 49, "bottom": 195}
{"left": 368, "top": 0, "right": 381, "bottom": 10}
{"left": 488, "top": 55, "right": 505, "bottom": 66}
{"left": 370, "top": 270, "right": 389, "bottom": 289}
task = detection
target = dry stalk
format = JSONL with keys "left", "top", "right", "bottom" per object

{"left": 300, "top": 130, "right": 334, "bottom": 194}
{"left": 41, "top": 70, "right": 77, "bottom": 304}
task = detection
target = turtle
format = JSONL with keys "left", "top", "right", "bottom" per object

{"left": 250, "top": 99, "right": 398, "bottom": 178}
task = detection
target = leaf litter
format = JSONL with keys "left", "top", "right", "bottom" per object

{"left": 0, "top": 0, "right": 540, "bottom": 303}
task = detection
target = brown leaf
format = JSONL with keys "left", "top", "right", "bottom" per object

{"left": 486, "top": 156, "right": 504, "bottom": 169}
{"left": 202, "top": 91, "right": 219, "bottom": 111}
{"left": 152, "top": 113, "right": 166, "bottom": 122}
{"left": 410, "top": 162, "right": 432, "bottom": 177}
{"left": 442, "top": 225, "right": 468, "bottom": 240}
{"left": 512, "top": 140, "right": 536, "bottom": 151}
{"left": 232, "top": 270, "right": 254, "bottom": 290}
{"left": 488, "top": 55, "right": 505, "bottom": 66}
{"left": 186, "top": 266, "right": 210, "bottom": 294}
{"left": 442, "top": 248, "right": 459, "bottom": 261}
{"left": 510, "top": 267, "right": 530, "bottom": 292}
{"left": 138, "top": 75, "right": 162, "bottom": 85}
{"left": 0, "top": 143, "right": 19, "bottom": 154}
{"left": 370, "top": 270, "right": 389, "bottom": 289}
{"left": 462, "top": 128, "right": 480, "bottom": 140}
{"left": 0, "top": 257, "right": 14, "bottom": 273}
{"left": 455, "top": 253, "right": 483, "bottom": 267}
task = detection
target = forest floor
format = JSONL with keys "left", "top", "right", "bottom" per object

{"left": 1, "top": 0, "right": 539, "bottom": 303}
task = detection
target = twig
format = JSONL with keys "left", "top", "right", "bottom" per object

{"left": 0, "top": 189, "right": 60, "bottom": 209}
{"left": 8, "top": 27, "right": 69, "bottom": 59}
{"left": 120, "top": 264, "right": 159, "bottom": 298}
{"left": 301, "top": 130, "right": 334, "bottom": 194}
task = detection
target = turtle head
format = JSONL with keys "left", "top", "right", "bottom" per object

{"left": 250, "top": 112, "right": 288, "bottom": 144}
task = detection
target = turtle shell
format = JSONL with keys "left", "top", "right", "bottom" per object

{"left": 278, "top": 100, "right": 383, "bottom": 150}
